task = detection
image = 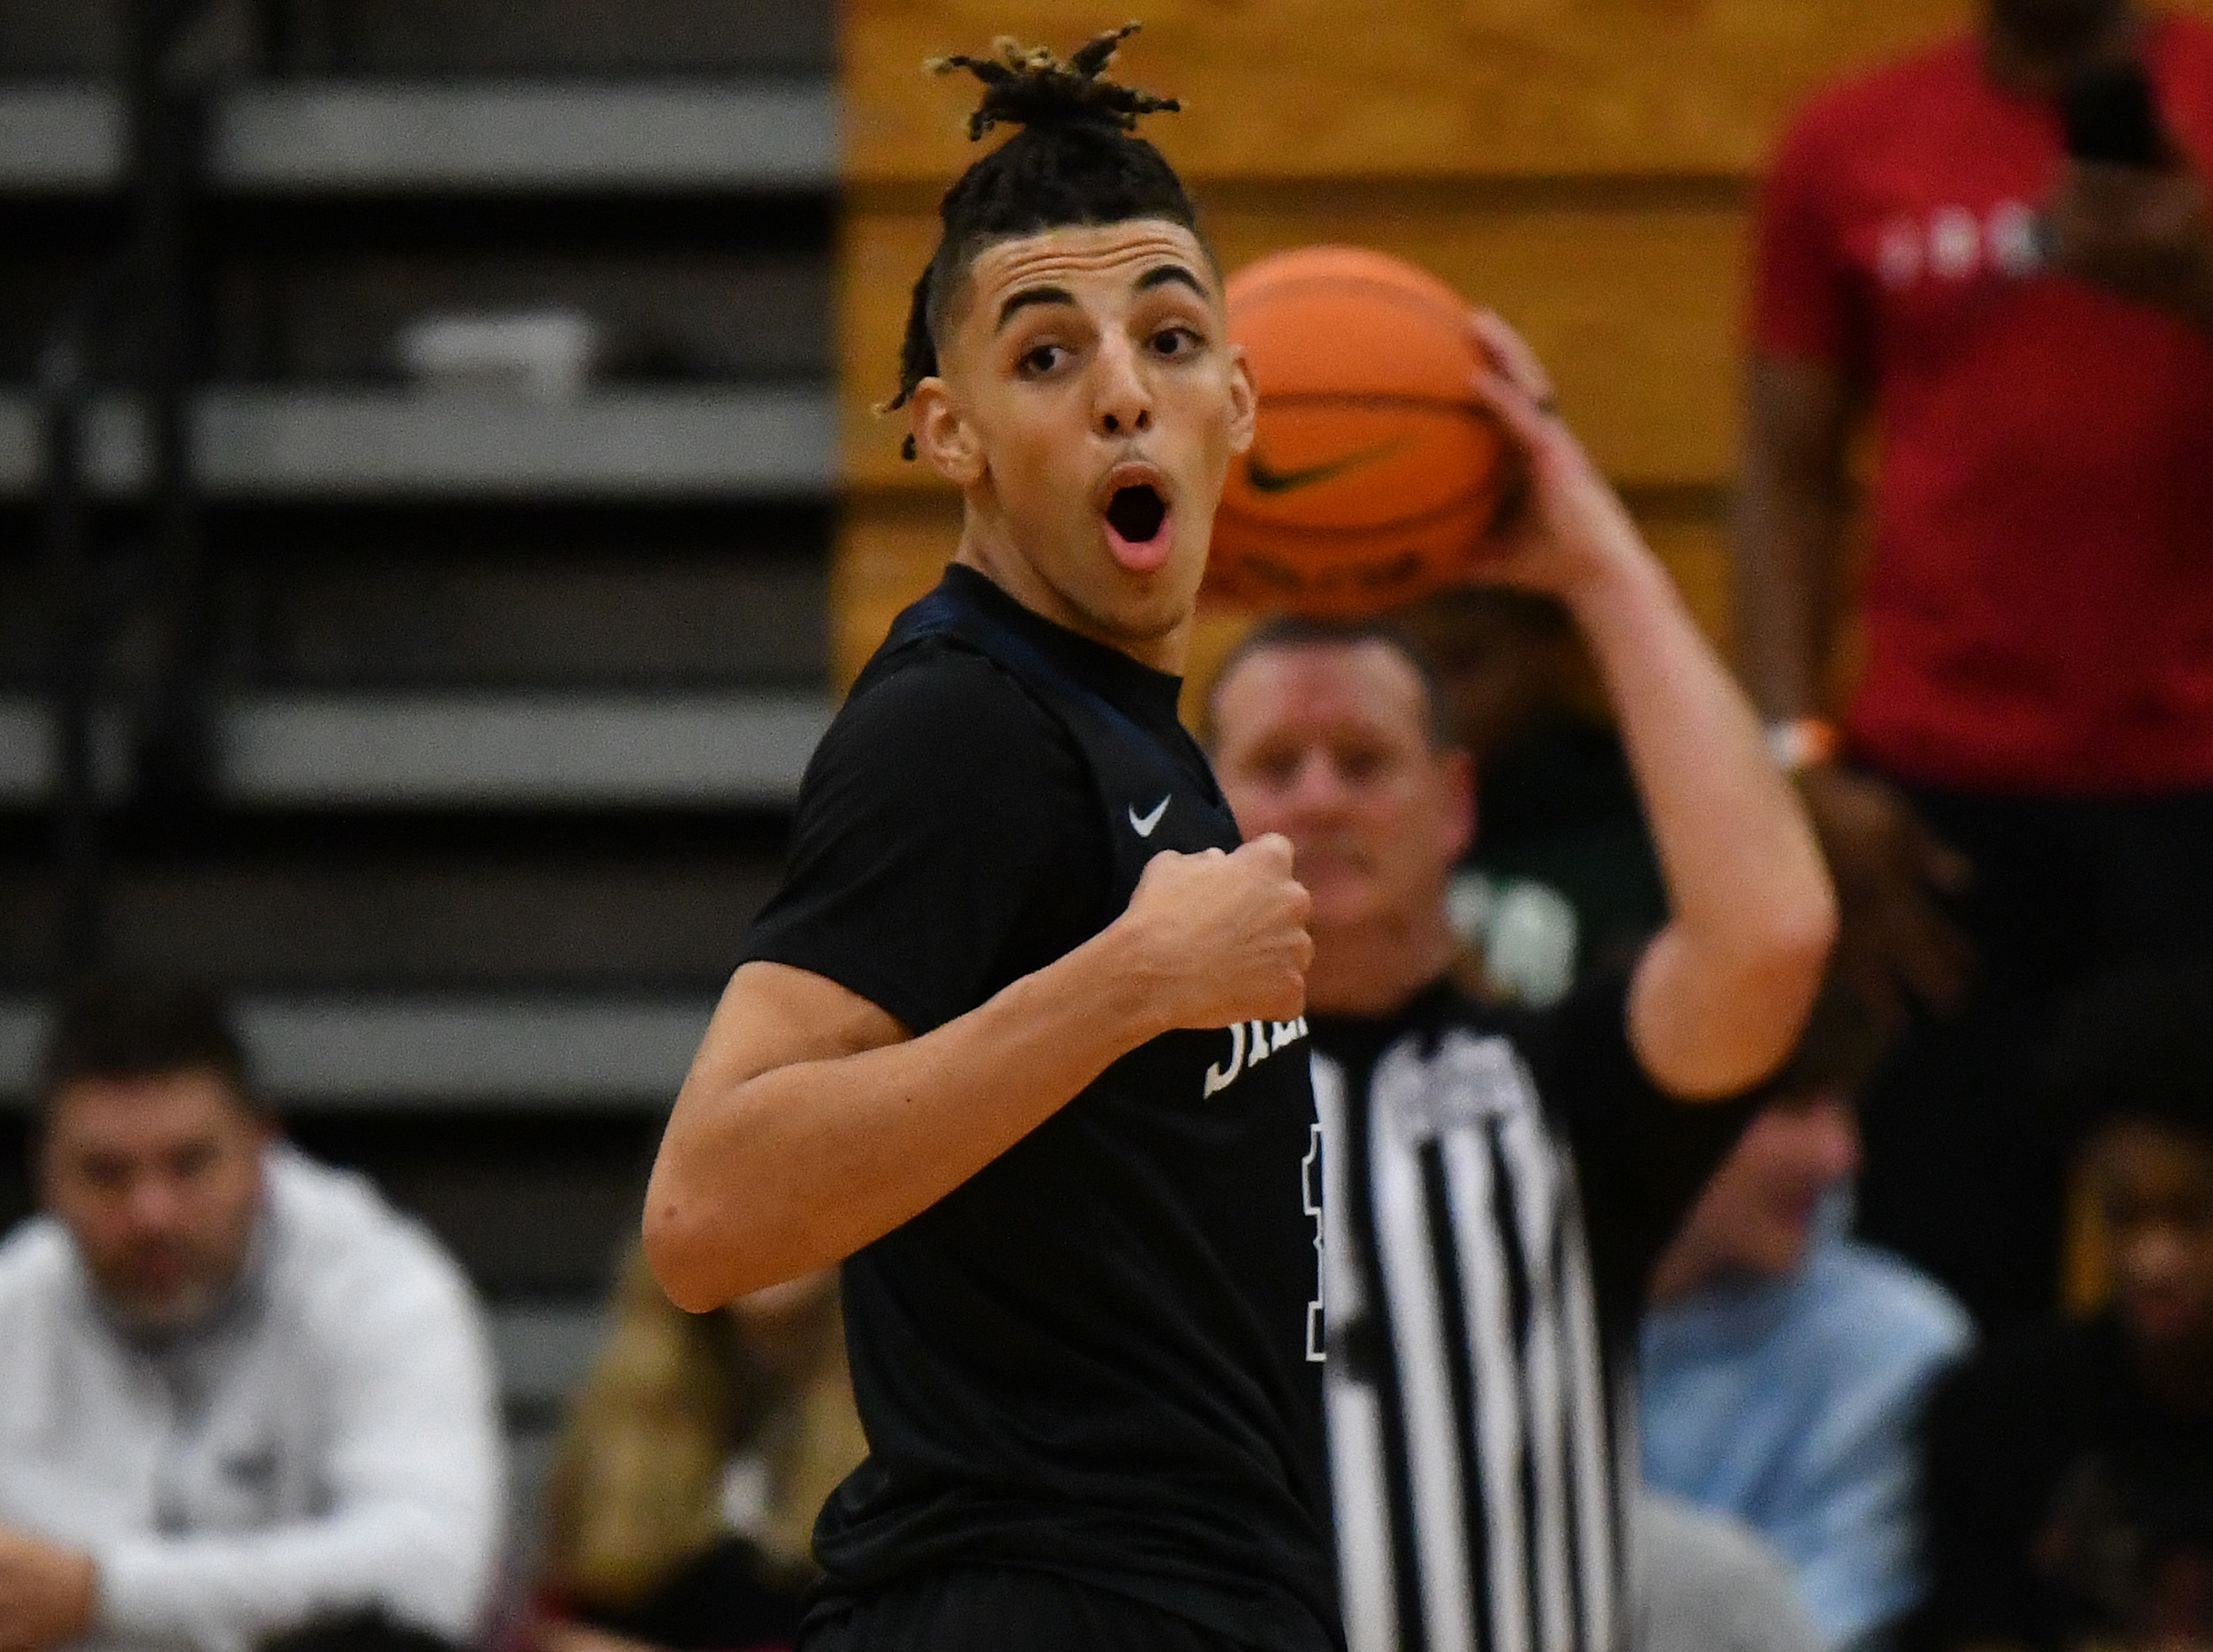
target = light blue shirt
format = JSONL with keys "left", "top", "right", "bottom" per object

{"left": 1640, "top": 1234, "right": 1973, "bottom": 1650}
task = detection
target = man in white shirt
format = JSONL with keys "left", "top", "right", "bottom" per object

{"left": 0, "top": 979, "right": 503, "bottom": 1652}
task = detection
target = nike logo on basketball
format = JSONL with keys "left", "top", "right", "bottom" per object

{"left": 1129, "top": 797, "right": 1169, "bottom": 838}
{"left": 1244, "top": 440, "right": 1403, "bottom": 494}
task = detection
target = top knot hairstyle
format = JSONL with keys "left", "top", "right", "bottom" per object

{"left": 887, "top": 22, "right": 1203, "bottom": 459}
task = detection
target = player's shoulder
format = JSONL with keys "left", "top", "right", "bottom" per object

{"left": 1428, "top": 976, "right": 1539, "bottom": 1046}
{"left": 2156, "top": 8, "right": 2213, "bottom": 61}
{"left": 1799, "top": 1239, "right": 1977, "bottom": 1379}
{"left": 1311, "top": 970, "right": 1555, "bottom": 1077}
{"left": 798, "top": 633, "right": 1085, "bottom": 827}
{"left": 1779, "top": 34, "right": 1981, "bottom": 154}
{"left": 1455, "top": 963, "right": 1629, "bottom": 1058}
{"left": 827, "top": 634, "right": 1072, "bottom": 766}
{"left": 0, "top": 1214, "right": 73, "bottom": 1308}
{"left": 2152, "top": 9, "right": 2213, "bottom": 105}
{"left": 2143, "top": 14, "right": 2213, "bottom": 163}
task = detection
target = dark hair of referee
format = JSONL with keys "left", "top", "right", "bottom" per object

{"left": 1205, "top": 615, "right": 1459, "bottom": 753}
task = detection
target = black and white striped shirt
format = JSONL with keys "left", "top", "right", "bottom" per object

{"left": 1310, "top": 975, "right": 1753, "bottom": 1652}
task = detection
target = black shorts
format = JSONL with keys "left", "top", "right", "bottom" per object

{"left": 798, "top": 1568, "right": 1264, "bottom": 1652}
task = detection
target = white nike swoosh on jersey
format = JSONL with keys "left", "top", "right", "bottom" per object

{"left": 1129, "top": 796, "right": 1170, "bottom": 838}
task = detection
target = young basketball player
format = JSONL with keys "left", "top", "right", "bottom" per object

{"left": 643, "top": 29, "right": 1337, "bottom": 1652}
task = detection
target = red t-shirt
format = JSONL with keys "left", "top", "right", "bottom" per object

{"left": 1756, "top": 14, "right": 2213, "bottom": 794}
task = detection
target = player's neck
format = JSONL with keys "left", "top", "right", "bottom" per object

{"left": 953, "top": 523, "right": 1190, "bottom": 677}
{"left": 1303, "top": 908, "right": 1462, "bottom": 1020}
{"left": 1983, "top": 2, "right": 2140, "bottom": 94}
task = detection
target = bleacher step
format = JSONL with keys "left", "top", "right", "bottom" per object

{"left": 0, "top": 690, "right": 830, "bottom": 805}
{"left": 0, "top": 847, "right": 782, "bottom": 992}
{"left": 0, "top": 79, "right": 835, "bottom": 194}
{"left": 0, "top": 384, "right": 835, "bottom": 499}
{"left": 0, "top": 992, "right": 714, "bottom": 1107}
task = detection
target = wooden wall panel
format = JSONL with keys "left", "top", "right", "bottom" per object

{"left": 843, "top": 0, "right": 1990, "bottom": 184}
{"left": 839, "top": 0, "right": 2213, "bottom": 719}
{"left": 831, "top": 492, "right": 962, "bottom": 689}
{"left": 841, "top": 190, "right": 1750, "bottom": 494}
{"left": 1640, "top": 503, "right": 1733, "bottom": 647}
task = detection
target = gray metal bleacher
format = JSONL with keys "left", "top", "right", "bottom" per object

{"left": 0, "top": 690, "right": 832, "bottom": 804}
{"left": 0, "top": 385, "right": 837, "bottom": 496}
{"left": 0, "top": 79, "right": 838, "bottom": 192}
{"left": 0, "top": 0, "right": 842, "bottom": 1565}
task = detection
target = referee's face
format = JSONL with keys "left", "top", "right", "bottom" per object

{"left": 1212, "top": 641, "right": 1474, "bottom": 942}
{"left": 912, "top": 221, "right": 1256, "bottom": 665}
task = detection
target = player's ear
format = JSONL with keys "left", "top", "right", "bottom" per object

{"left": 910, "top": 378, "right": 986, "bottom": 487}
{"left": 1225, "top": 343, "right": 1257, "bottom": 456}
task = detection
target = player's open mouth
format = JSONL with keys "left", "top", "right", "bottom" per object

{"left": 1102, "top": 481, "right": 1173, "bottom": 574}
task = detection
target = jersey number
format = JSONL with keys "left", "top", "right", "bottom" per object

{"left": 1301, "top": 1121, "right": 1325, "bottom": 1362}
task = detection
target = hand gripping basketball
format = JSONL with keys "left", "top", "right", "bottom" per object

{"left": 1118, "top": 835, "right": 1313, "bottom": 1033}
{"left": 1463, "top": 309, "right": 1646, "bottom": 596}
{"left": 1208, "top": 245, "right": 1512, "bottom": 615}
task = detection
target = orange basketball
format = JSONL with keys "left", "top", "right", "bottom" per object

{"left": 1208, "top": 246, "right": 1512, "bottom": 615}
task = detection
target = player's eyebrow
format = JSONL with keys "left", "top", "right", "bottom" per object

{"left": 1135, "top": 264, "right": 1207, "bottom": 299}
{"left": 995, "top": 285, "right": 1076, "bottom": 331}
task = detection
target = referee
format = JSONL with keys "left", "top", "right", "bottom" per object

{"left": 644, "top": 30, "right": 1337, "bottom": 1652}
{"left": 1210, "top": 315, "right": 1839, "bottom": 1652}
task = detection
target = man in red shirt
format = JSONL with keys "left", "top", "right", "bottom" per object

{"left": 1735, "top": 0, "right": 2213, "bottom": 1330}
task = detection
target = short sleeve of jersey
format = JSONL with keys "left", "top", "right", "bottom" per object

{"left": 738, "top": 645, "right": 1105, "bottom": 1037}
{"left": 1753, "top": 99, "right": 1856, "bottom": 368}
{"left": 1514, "top": 972, "right": 1759, "bottom": 1324}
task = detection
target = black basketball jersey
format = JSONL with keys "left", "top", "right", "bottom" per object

{"left": 741, "top": 565, "right": 1340, "bottom": 1652}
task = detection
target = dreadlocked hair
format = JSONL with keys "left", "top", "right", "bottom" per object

{"left": 883, "top": 21, "right": 1197, "bottom": 460}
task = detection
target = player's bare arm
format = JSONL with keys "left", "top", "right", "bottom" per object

{"left": 1735, "top": 351, "right": 1972, "bottom": 1031}
{"left": 644, "top": 834, "right": 1310, "bottom": 1311}
{"left": 1468, "top": 311, "right": 1837, "bottom": 1098}
{"left": 1733, "top": 352, "right": 1854, "bottom": 731}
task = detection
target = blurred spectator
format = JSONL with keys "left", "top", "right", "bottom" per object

{"left": 1637, "top": 1493, "right": 1824, "bottom": 1652}
{"left": 532, "top": 1254, "right": 865, "bottom": 1652}
{"left": 1733, "top": 0, "right": 2213, "bottom": 1331}
{"left": 1642, "top": 988, "right": 1973, "bottom": 1650}
{"left": 1404, "top": 587, "right": 1667, "bottom": 997}
{"left": 0, "top": 977, "right": 503, "bottom": 1652}
{"left": 1915, "top": 967, "right": 2213, "bottom": 1650}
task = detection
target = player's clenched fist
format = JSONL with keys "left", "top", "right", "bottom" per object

{"left": 1116, "top": 834, "right": 1314, "bottom": 1032}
